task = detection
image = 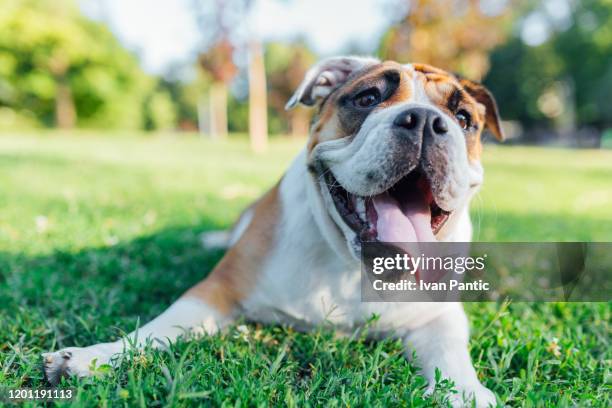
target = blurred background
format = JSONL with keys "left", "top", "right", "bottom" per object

{"left": 0, "top": 0, "right": 610, "bottom": 149}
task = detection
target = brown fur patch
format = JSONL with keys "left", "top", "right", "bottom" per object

{"left": 378, "top": 64, "right": 412, "bottom": 108}
{"left": 413, "top": 68, "right": 487, "bottom": 161}
{"left": 183, "top": 184, "right": 281, "bottom": 315}
{"left": 413, "top": 63, "right": 450, "bottom": 76}
{"left": 465, "top": 133, "right": 483, "bottom": 161}
{"left": 308, "top": 101, "right": 338, "bottom": 152}
{"left": 308, "top": 62, "right": 413, "bottom": 153}
{"left": 458, "top": 78, "right": 505, "bottom": 142}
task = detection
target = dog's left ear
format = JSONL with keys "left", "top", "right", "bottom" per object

{"left": 459, "top": 78, "right": 505, "bottom": 141}
{"left": 285, "top": 56, "right": 379, "bottom": 110}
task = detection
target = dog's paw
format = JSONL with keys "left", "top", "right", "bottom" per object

{"left": 425, "top": 382, "right": 497, "bottom": 408}
{"left": 450, "top": 383, "right": 497, "bottom": 408}
{"left": 42, "top": 347, "right": 107, "bottom": 386}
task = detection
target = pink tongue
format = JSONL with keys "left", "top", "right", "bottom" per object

{"left": 372, "top": 191, "right": 436, "bottom": 243}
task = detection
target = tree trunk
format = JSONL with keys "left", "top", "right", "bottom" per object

{"left": 290, "top": 108, "right": 310, "bottom": 138}
{"left": 197, "top": 94, "right": 208, "bottom": 137}
{"left": 55, "top": 76, "right": 76, "bottom": 129}
{"left": 248, "top": 40, "right": 268, "bottom": 153}
{"left": 208, "top": 82, "right": 228, "bottom": 139}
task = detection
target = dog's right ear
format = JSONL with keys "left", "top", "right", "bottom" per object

{"left": 285, "top": 56, "right": 379, "bottom": 110}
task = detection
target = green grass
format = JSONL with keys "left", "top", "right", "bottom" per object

{"left": 0, "top": 133, "right": 610, "bottom": 407}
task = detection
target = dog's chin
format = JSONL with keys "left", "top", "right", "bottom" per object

{"left": 321, "top": 168, "right": 461, "bottom": 256}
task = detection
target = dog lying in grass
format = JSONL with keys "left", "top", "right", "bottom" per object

{"left": 43, "top": 56, "right": 504, "bottom": 407}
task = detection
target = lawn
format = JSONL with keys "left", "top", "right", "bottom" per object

{"left": 0, "top": 133, "right": 610, "bottom": 407}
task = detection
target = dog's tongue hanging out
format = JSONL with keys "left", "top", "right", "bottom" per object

{"left": 372, "top": 182, "right": 437, "bottom": 243}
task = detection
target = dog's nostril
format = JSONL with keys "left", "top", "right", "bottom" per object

{"left": 432, "top": 117, "right": 448, "bottom": 134}
{"left": 395, "top": 112, "right": 417, "bottom": 130}
{"left": 404, "top": 113, "right": 417, "bottom": 129}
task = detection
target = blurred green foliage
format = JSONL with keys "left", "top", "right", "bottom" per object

{"left": 214, "top": 41, "right": 316, "bottom": 135}
{"left": 0, "top": 0, "right": 610, "bottom": 135}
{"left": 485, "top": 0, "right": 612, "bottom": 130}
{"left": 0, "top": 0, "right": 174, "bottom": 131}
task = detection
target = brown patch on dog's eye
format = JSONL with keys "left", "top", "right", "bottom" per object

{"left": 306, "top": 62, "right": 413, "bottom": 154}
{"left": 413, "top": 67, "right": 487, "bottom": 163}
{"left": 353, "top": 88, "right": 382, "bottom": 108}
{"left": 378, "top": 69, "right": 411, "bottom": 107}
{"left": 447, "top": 89, "right": 463, "bottom": 112}
{"left": 458, "top": 77, "right": 505, "bottom": 141}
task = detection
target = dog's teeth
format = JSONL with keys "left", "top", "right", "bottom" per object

{"left": 356, "top": 197, "right": 366, "bottom": 218}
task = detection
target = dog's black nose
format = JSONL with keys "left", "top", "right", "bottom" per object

{"left": 393, "top": 108, "right": 448, "bottom": 136}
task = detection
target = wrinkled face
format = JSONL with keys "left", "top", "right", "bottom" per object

{"left": 287, "top": 57, "right": 503, "bottom": 256}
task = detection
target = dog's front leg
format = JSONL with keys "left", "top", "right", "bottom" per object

{"left": 403, "top": 304, "right": 496, "bottom": 407}
{"left": 43, "top": 186, "right": 278, "bottom": 385}
{"left": 42, "top": 283, "right": 233, "bottom": 385}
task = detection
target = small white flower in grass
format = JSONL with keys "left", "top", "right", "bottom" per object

{"left": 235, "top": 325, "right": 251, "bottom": 343}
{"left": 546, "top": 337, "right": 562, "bottom": 357}
{"left": 35, "top": 215, "right": 49, "bottom": 233}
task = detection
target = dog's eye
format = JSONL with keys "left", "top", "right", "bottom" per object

{"left": 353, "top": 89, "right": 381, "bottom": 108}
{"left": 455, "top": 110, "right": 471, "bottom": 130}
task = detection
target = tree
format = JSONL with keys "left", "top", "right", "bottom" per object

{"left": 193, "top": 0, "right": 251, "bottom": 140}
{"left": 248, "top": 40, "right": 267, "bottom": 152}
{"left": 198, "top": 38, "right": 237, "bottom": 139}
{"left": 265, "top": 41, "right": 316, "bottom": 138}
{"left": 379, "top": 0, "right": 512, "bottom": 80}
{"left": 0, "top": 0, "right": 153, "bottom": 129}
{"left": 193, "top": 0, "right": 272, "bottom": 151}
{"left": 484, "top": 0, "right": 612, "bottom": 130}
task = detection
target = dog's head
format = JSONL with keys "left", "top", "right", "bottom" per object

{"left": 286, "top": 56, "right": 504, "bottom": 256}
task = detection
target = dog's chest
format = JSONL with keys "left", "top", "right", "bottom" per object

{"left": 241, "top": 242, "right": 443, "bottom": 333}
{"left": 244, "top": 253, "right": 359, "bottom": 326}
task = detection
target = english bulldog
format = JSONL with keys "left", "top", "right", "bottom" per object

{"left": 43, "top": 57, "right": 504, "bottom": 407}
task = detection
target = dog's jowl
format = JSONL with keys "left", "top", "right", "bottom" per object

{"left": 43, "top": 56, "right": 504, "bottom": 407}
